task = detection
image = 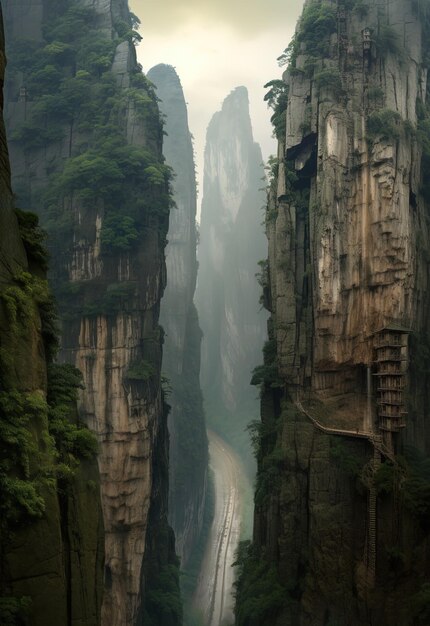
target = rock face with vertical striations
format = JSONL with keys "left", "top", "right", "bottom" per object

{"left": 235, "top": 1, "right": 430, "bottom": 625}
{"left": 4, "top": 1, "right": 181, "bottom": 625}
{"left": 0, "top": 5, "right": 104, "bottom": 625}
{"left": 147, "top": 63, "right": 208, "bottom": 568}
{"left": 196, "top": 86, "right": 267, "bottom": 459}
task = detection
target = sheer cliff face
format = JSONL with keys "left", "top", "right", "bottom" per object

{"left": 264, "top": 0, "right": 430, "bottom": 451}
{"left": 0, "top": 15, "right": 24, "bottom": 278}
{"left": 4, "top": 2, "right": 177, "bottom": 625}
{"left": 241, "top": 1, "right": 430, "bottom": 625}
{"left": 196, "top": 87, "right": 267, "bottom": 443}
{"left": 0, "top": 7, "right": 103, "bottom": 625}
{"left": 272, "top": 0, "right": 429, "bottom": 413}
{"left": 147, "top": 64, "right": 208, "bottom": 567}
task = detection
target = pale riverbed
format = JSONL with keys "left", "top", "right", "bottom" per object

{"left": 193, "top": 430, "right": 252, "bottom": 626}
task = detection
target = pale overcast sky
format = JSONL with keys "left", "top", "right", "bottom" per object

{"left": 130, "top": 0, "right": 304, "bottom": 210}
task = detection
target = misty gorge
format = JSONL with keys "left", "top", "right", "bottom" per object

{"left": 0, "top": 0, "right": 430, "bottom": 625}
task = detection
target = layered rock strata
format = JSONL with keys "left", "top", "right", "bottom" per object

{"left": 237, "top": 1, "right": 430, "bottom": 624}
{"left": 3, "top": 1, "right": 180, "bottom": 624}
{"left": 147, "top": 64, "right": 208, "bottom": 568}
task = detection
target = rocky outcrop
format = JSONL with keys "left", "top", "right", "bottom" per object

{"left": 3, "top": 2, "right": 180, "bottom": 625}
{"left": 147, "top": 64, "right": 208, "bottom": 568}
{"left": 196, "top": 86, "right": 267, "bottom": 460}
{"left": 0, "top": 5, "right": 104, "bottom": 625}
{"left": 236, "top": 1, "right": 430, "bottom": 625}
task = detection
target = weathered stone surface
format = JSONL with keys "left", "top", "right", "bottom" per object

{"left": 5, "top": 468, "right": 104, "bottom": 626}
{"left": 147, "top": 64, "right": 208, "bottom": 567}
{"left": 270, "top": 0, "right": 430, "bottom": 404}
{"left": 4, "top": 2, "right": 178, "bottom": 625}
{"left": 248, "top": 1, "right": 430, "bottom": 624}
{"left": 0, "top": 12, "right": 26, "bottom": 280}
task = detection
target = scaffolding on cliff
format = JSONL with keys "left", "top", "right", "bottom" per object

{"left": 294, "top": 324, "right": 410, "bottom": 590}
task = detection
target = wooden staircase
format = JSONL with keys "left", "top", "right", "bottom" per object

{"left": 371, "top": 434, "right": 395, "bottom": 463}
{"left": 365, "top": 447, "right": 381, "bottom": 587}
{"left": 294, "top": 397, "right": 398, "bottom": 589}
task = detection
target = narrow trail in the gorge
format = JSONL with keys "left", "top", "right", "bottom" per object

{"left": 193, "top": 430, "right": 251, "bottom": 626}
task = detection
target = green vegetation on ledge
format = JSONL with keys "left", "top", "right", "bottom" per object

{"left": 234, "top": 540, "right": 291, "bottom": 626}
{"left": 375, "top": 447, "right": 430, "bottom": 521}
{"left": 0, "top": 209, "right": 99, "bottom": 620}
{"left": 9, "top": 2, "right": 173, "bottom": 256}
{"left": 0, "top": 270, "right": 97, "bottom": 525}
{"left": 264, "top": 79, "right": 289, "bottom": 139}
{"left": 277, "top": 1, "right": 337, "bottom": 69}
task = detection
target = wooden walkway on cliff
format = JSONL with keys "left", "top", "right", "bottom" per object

{"left": 295, "top": 398, "right": 395, "bottom": 462}
{"left": 295, "top": 396, "right": 395, "bottom": 588}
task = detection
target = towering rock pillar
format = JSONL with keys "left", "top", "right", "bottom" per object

{"left": 235, "top": 1, "right": 430, "bottom": 625}
{"left": 3, "top": 2, "right": 180, "bottom": 624}
{"left": 147, "top": 63, "right": 208, "bottom": 567}
{"left": 196, "top": 86, "right": 267, "bottom": 456}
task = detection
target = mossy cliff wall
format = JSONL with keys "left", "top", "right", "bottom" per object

{"left": 147, "top": 64, "right": 208, "bottom": 569}
{"left": 0, "top": 5, "right": 104, "bottom": 625}
{"left": 3, "top": 1, "right": 180, "bottom": 624}
{"left": 236, "top": 1, "right": 430, "bottom": 625}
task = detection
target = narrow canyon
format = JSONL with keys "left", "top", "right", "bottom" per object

{"left": 0, "top": 1, "right": 430, "bottom": 626}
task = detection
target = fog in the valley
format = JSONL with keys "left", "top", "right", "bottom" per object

{"left": 131, "top": 0, "right": 303, "bottom": 211}
{"left": 2, "top": 1, "right": 429, "bottom": 625}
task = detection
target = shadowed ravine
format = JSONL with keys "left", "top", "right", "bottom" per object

{"left": 3, "top": 2, "right": 430, "bottom": 625}
{"left": 193, "top": 431, "right": 251, "bottom": 626}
